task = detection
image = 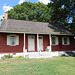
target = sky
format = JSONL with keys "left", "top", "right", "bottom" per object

{"left": 0, "top": 0, "right": 50, "bottom": 24}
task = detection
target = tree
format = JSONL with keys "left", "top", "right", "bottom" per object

{"left": 8, "top": 2, "right": 50, "bottom": 22}
{"left": 48, "top": 0, "right": 75, "bottom": 32}
{"left": 70, "top": 16, "right": 75, "bottom": 33}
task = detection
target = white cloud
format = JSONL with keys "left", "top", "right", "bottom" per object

{"left": 3, "top": 5, "right": 12, "bottom": 12}
{"left": 0, "top": 5, "right": 12, "bottom": 21}
{"left": 0, "top": 15, "right": 4, "bottom": 20}
{"left": 38, "top": 0, "right": 51, "bottom": 4}
{"left": 19, "top": 0, "right": 25, "bottom": 4}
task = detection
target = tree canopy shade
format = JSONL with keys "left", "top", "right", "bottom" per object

{"left": 48, "top": 0, "right": 75, "bottom": 33}
{"left": 8, "top": 2, "right": 50, "bottom": 22}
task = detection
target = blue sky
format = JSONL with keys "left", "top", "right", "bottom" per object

{"left": 0, "top": 0, "right": 50, "bottom": 24}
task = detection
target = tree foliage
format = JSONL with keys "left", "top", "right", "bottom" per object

{"left": 8, "top": 2, "right": 50, "bottom": 22}
{"left": 48, "top": 0, "right": 75, "bottom": 32}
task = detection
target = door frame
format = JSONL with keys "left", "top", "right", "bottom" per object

{"left": 28, "top": 35, "right": 35, "bottom": 51}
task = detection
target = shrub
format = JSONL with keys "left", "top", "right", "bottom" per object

{"left": 1, "top": 54, "right": 13, "bottom": 60}
{"left": 5, "top": 54, "right": 13, "bottom": 58}
{"left": 1, "top": 56, "right": 7, "bottom": 60}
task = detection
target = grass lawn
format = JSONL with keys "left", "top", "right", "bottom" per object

{"left": 0, "top": 56, "right": 75, "bottom": 75}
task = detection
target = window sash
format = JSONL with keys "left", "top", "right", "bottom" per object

{"left": 39, "top": 37, "right": 42, "bottom": 39}
{"left": 51, "top": 36, "right": 58, "bottom": 45}
{"left": 7, "top": 34, "right": 19, "bottom": 46}
{"left": 64, "top": 38, "right": 67, "bottom": 44}
{"left": 29, "top": 36, "right": 34, "bottom": 39}
{"left": 52, "top": 37, "right": 56, "bottom": 45}
{"left": 62, "top": 37, "right": 70, "bottom": 45}
{"left": 10, "top": 36, "right": 16, "bottom": 45}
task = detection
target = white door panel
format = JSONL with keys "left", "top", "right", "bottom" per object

{"left": 39, "top": 36, "right": 43, "bottom": 50}
{"left": 28, "top": 36, "right": 35, "bottom": 51}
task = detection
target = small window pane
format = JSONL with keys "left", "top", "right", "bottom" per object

{"left": 64, "top": 38, "right": 67, "bottom": 44}
{"left": 10, "top": 36, "right": 16, "bottom": 45}
{"left": 52, "top": 37, "right": 56, "bottom": 45}
{"left": 29, "top": 36, "right": 34, "bottom": 39}
{"left": 39, "top": 37, "right": 42, "bottom": 39}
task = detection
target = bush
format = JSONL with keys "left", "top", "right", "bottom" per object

{"left": 1, "top": 54, "right": 13, "bottom": 60}
{"left": 1, "top": 56, "right": 7, "bottom": 60}
{"left": 5, "top": 54, "right": 13, "bottom": 58}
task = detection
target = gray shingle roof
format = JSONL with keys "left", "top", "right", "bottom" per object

{"left": 0, "top": 19, "right": 73, "bottom": 35}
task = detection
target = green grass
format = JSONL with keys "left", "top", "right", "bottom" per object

{"left": 0, "top": 56, "right": 75, "bottom": 75}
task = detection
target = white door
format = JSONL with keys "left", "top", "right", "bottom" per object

{"left": 28, "top": 36, "right": 35, "bottom": 51}
{"left": 39, "top": 36, "right": 43, "bottom": 51}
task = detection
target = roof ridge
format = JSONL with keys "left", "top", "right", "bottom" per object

{"left": 8, "top": 19, "right": 49, "bottom": 24}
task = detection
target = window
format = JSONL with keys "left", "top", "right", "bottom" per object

{"left": 10, "top": 36, "right": 16, "bottom": 45}
{"left": 29, "top": 36, "right": 34, "bottom": 39}
{"left": 64, "top": 37, "right": 67, "bottom": 44}
{"left": 13, "top": 53, "right": 16, "bottom": 55}
{"left": 39, "top": 37, "right": 42, "bottom": 39}
{"left": 7, "top": 35, "right": 19, "bottom": 46}
{"left": 52, "top": 37, "right": 56, "bottom": 44}
{"left": 62, "top": 37, "right": 70, "bottom": 45}
{"left": 52, "top": 36, "right": 58, "bottom": 45}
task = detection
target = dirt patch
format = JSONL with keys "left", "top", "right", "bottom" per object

{"left": 0, "top": 61, "right": 10, "bottom": 64}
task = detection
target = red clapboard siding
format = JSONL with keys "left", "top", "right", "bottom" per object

{"left": 52, "top": 35, "right": 75, "bottom": 51}
{"left": 0, "top": 33, "right": 75, "bottom": 53}
{"left": 0, "top": 33, "right": 24, "bottom": 53}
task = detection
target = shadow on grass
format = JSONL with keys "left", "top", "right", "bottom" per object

{"left": 61, "top": 54, "right": 75, "bottom": 57}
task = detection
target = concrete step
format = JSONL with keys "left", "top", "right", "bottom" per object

{"left": 24, "top": 52, "right": 52, "bottom": 58}
{"left": 65, "top": 51, "right": 75, "bottom": 56}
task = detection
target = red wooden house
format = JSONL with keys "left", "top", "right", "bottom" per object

{"left": 0, "top": 13, "right": 75, "bottom": 58}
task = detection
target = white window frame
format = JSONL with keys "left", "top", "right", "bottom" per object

{"left": 7, "top": 34, "right": 19, "bottom": 46}
{"left": 62, "top": 37, "right": 70, "bottom": 45}
{"left": 51, "top": 36, "right": 58, "bottom": 45}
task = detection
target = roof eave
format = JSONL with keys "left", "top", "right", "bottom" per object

{"left": 0, "top": 30, "right": 75, "bottom": 36}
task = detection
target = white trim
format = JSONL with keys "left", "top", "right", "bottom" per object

{"left": 49, "top": 34, "right": 52, "bottom": 52}
{"left": 7, "top": 34, "right": 19, "bottom": 46}
{"left": 37, "top": 34, "right": 40, "bottom": 51}
{"left": 62, "top": 37, "right": 70, "bottom": 45}
{"left": 51, "top": 36, "right": 58, "bottom": 45}
{"left": 23, "top": 33, "right": 26, "bottom": 52}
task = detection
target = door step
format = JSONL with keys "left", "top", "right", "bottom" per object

{"left": 24, "top": 52, "right": 52, "bottom": 58}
